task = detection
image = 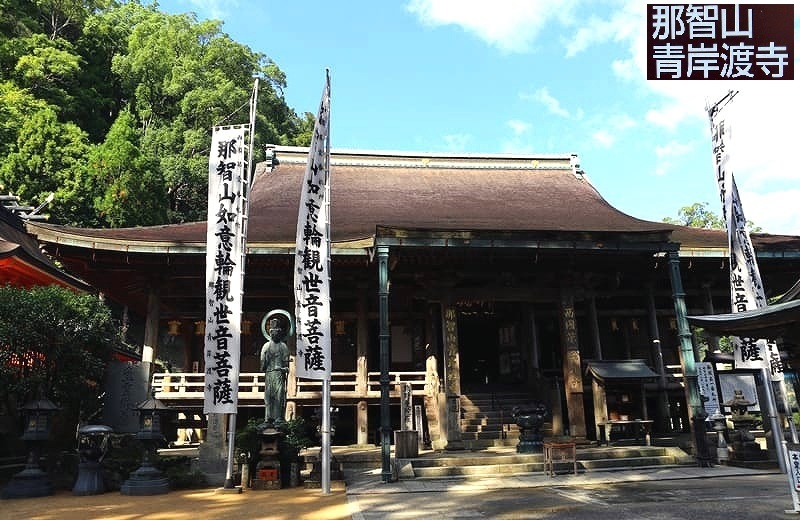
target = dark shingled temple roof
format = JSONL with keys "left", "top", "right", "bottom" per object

{"left": 25, "top": 146, "right": 800, "bottom": 254}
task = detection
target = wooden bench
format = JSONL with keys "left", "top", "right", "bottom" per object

{"left": 543, "top": 441, "right": 577, "bottom": 477}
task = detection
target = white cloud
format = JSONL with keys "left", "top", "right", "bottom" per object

{"left": 739, "top": 188, "right": 800, "bottom": 235}
{"left": 507, "top": 119, "right": 531, "bottom": 135}
{"left": 405, "top": 0, "right": 579, "bottom": 53}
{"left": 591, "top": 130, "right": 615, "bottom": 148}
{"left": 521, "top": 87, "right": 572, "bottom": 118}
{"left": 564, "top": 4, "right": 639, "bottom": 58}
{"left": 407, "top": 0, "right": 800, "bottom": 233}
{"left": 655, "top": 140, "right": 693, "bottom": 159}
{"left": 178, "top": 0, "right": 238, "bottom": 19}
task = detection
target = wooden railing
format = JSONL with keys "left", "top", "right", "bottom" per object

{"left": 152, "top": 370, "right": 429, "bottom": 405}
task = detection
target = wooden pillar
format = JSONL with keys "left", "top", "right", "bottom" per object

{"left": 591, "top": 378, "right": 607, "bottom": 441}
{"left": 357, "top": 400, "right": 368, "bottom": 446}
{"left": 356, "top": 288, "right": 369, "bottom": 395}
{"left": 646, "top": 284, "right": 672, "bottom": 432}
{"left": 356, "top": 288, "right": 369, "bottom": 445}
{"left": 142, "top": 285, "right": 160, "bottom": 391}
{"left": 526, "top": 304, "right": 541, "bottom": 381}
{"left": 442, "top": 302, "right": 464, "bottom": 450}
{"left": 559, "top": 291, "right": 586, "bottom": 438}
{"left": 587, "top": 295, "right": 603, "bottom": 360}
{"left": 702, "top": 282, "right": 720, "bottom": 353}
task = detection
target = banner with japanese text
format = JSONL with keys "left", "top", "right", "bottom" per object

{"left": 203, "top": 125, "right": 247, "bottom": 413}
{"left": 708, "top": 97, "right": 784, "bottom": 381}
{"left": 696, "top": 361, "right": 721, "bottom": 416}
{"left": 294, "top": 74, "right": 332, "bottom": 380}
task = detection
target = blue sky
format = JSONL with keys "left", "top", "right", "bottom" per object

{"left": 157, "top": 1, "right": 799, "bottom": 234}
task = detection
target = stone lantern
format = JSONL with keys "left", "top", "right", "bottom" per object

{"left": 709, "top": 410, "right": 729, "bottom": 464}
{"left": 722, "top": 389, "right": 766, "bottom": 462}
{"left": 2, "top": 397, "right": 60, "bottom": 499}
{"left": 120, "top": 393, "right": 172, "bottom": 495}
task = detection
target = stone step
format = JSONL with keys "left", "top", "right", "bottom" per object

{"left": 412, "top": 456, "right": 686, "bottom": 478}
{"left": 461, "top": 431, "right": 520, "bottom": 441}
{"left": 406, "top": 446, "right": 693, "bottom": 479}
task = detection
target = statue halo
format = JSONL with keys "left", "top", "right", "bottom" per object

{"left": 261, "top": 309, "right": 294, "bottom": 341}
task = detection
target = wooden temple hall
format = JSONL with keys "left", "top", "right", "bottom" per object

{"left": 27, "top": 146, "right": 800, "bottom": 447}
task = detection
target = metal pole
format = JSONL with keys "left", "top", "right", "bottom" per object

{"left": 224, "top": 413, "right": 237, "bottom": 488}
{"left": 760, "top": 366, "right": 787, "bottom": 473}
{"left": 321, "top": 379, "right": 331, "bottom": 494}
{"left": 322, "top": 69, "right": 332, "bottom": 495}
{"left": 378, "top": 245, "right": 391, "bottom": 482}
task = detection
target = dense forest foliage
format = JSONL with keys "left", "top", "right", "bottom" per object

{"left": 0, "top": 0, "right": 312, "bottom": 227}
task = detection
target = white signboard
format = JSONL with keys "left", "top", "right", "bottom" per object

{"left": 696, "top": 362, "right": 721, "bottom": 416}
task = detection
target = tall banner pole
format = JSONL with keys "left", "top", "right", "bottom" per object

{"left": 203, "top": 78, "right": 258, "bottom": 491}
{"left": 294, "top": 70, "right": 332, "bottom": 495}
{"left": 707, "top": 91, "right": 788, "bottom": 474}
{"left": 321, "top": 69, "right": 332, "bottom": 496}
{"left": 224, "top": 78, "right": 259, "bottom": 489}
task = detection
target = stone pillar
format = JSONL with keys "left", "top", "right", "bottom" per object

{"left": 559, "top": 291, "right": 586, "bottom": 438}
{"left": 442, "top": 303, "right": 464, "bottom": 450}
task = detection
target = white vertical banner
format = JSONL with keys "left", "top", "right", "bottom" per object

{"left": 203, "top": 125, "right": 247, "bottom": 413}
{"left": 294, "top": 73, "right": 332, "bottom": 380}
{"left": 696, "top": 362, "right": 721, "bottom": 416}
{"left": 708, "top": 95, "right": 784, "bottom": 381}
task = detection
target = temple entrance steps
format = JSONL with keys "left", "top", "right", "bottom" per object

{"left": 459, "top": 391, "right": 551, "bottom": 449}
{"left": 402, "top": 445, "right": 695, "bottom": 479}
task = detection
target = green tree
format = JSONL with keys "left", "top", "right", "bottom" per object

{"left": 89, "top": 109, "right": 167, "bottom": 227}
{"left": 0, "top": 106, "right": 94, "bottom": 225}
{"left": 662, "top": 202, "right": 725, "bottom": 229}
{"left": 0, "top": 285, "right": 116, "bottom": 451}
{"left": 0, "top": 1, "right": 308, "bottom": 226}
{"left": 663, "top": 202, "right": 762, "bottom": 232}
{"left": 111, "top": 8, "right": 305, "bottom": 222}
{"left": 0, "top": 80, "right": 48, "bottom": 159}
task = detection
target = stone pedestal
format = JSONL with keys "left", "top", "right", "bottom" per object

{"left": 729, "top": 416, "right": 768, "bottom": 462}
{"left": 2, "top": 456, "right": 53, "bottom": 499}
{"left": 197, "top": 413, "right": 227, "bottom": 486}
{"left": 251, "top": 426, "right": 282, "bottom": 490}
{"left": 120, "top": 461, "right": 169, "bottom": 496}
